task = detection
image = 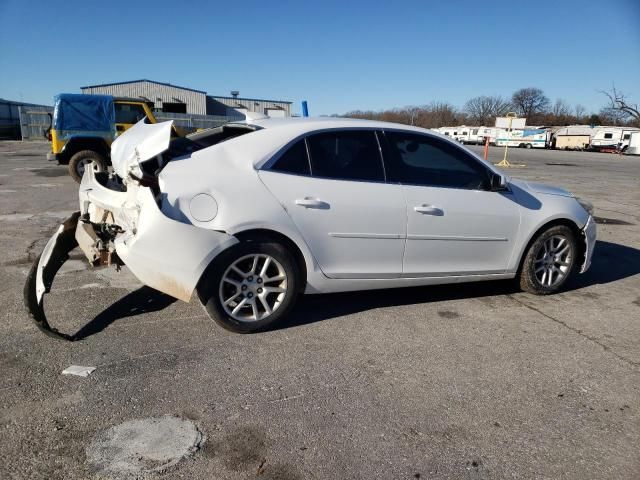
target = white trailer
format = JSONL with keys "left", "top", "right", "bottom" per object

{"left": 495, "top": 129, "right": 547, "bottom": 148}
{"left": 590, "top": 127, "right": 640, "bottom": 151}
{"left": 624, "top": 131, "right": 640, "bottom": 155}
{"left": 437, "top": 126, "right": 465, "bottom": 143}
{"left": 476, "top": 127, "right": 499, "bottom": 145}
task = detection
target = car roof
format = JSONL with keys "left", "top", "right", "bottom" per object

{"left": 209, "top": 116, "right": 499, "bottom": 176}
{"left": 246, "top": 116, "right": 432, "bottom": 136}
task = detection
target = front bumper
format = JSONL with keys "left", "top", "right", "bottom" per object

{"left": 580, "top": 215, "right": 597, "bottom": 273}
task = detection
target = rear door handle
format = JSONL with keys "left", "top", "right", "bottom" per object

{"left": 414, "top": 204, "right": 444, "bottom": 215}
{"left": 295, "top": 197, "right": 329, "bottom": 209}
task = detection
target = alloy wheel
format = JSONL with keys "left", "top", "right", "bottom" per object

{"left": 533, "top": 235, "right": 572, "bottom": 287}
{"left": 219, "top": 254, "right": 288, "bottom": 322}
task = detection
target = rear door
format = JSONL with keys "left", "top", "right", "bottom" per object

{"left": 259, "top": 130, "right": 406, "bottom": 279}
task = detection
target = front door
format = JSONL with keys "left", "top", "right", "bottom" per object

{"left": 259, "top": 130, "right": 406, "bottom": 279}
{"left": 381, "top": 130, "right": 521, "bottom": 276}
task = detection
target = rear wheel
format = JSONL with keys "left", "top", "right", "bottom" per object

{"left": 519, "top": 225, "right": 577, "bottom": 294}
{"left": 197, "top": 239, "right": 300, "bottom": 333}
{"left": 68, "top": 150, "right": 106, "bottom": 183}
{"left": 525, "top": 143, "right": 533, "bottom": 149}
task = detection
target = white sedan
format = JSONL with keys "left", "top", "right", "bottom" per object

{"left": 26, "top": 116, "right": 596, "bottom": 336}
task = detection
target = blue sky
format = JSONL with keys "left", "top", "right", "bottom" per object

{"left": 1, "top": 0, "right": 639, "bottom": 115}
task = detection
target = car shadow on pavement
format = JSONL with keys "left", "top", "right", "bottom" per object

{"left": 72, "top": 286, "right": 176, "bottom": 341}
{"left": 570, "top": 240, "right": 640, "bottom": 288}
{"left": 280, "top": 240, "right": 640, "bottom": 330}
{"left": 68, "top": 241, "right": 639, "bottom": 338}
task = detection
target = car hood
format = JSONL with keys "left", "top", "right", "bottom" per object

{"left": 509, "top": 178, "right": 573, "bottom": 198}
{"left": 110, "top": 118, "right": 173, "bottom": 178}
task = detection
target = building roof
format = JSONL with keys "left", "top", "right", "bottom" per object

{"left": 208, "top": 95, "right": 292, "bottom": 104}
{"left": 80, "top": 79, "right": 207, "bottom": 94}
{"left": 0, "top": 98, "right": 51, "bottom": 107}
{"left": 80, "top": 80, "right": 292, "bottom": 104}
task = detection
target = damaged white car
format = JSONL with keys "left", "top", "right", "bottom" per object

{"left": 25, "top": 115, "right": 596, "bottom": 337}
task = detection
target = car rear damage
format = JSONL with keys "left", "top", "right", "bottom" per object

{"left": 24, "top": 120, "right": 238, "bottom": 340}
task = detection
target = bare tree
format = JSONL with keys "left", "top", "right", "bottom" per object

{"left": 511, "top": 88, "right": 550, "bottom": 121}
{"left": 552, "top": 99, "right": 571, "bottom": 117}
{"left": 464, "top": 95, "right": 511, "bottom": 125}
{"left": 599, "top": 107, "right": 629, "bottom": 126}
{"left": 600, "top": 86, "right": 639, "bottom": 123}
{"left": 574, "top": 104, "right": 586, "bottom": 121}
{"left": 549, "top": 99, "right": 573, "bottom": 125}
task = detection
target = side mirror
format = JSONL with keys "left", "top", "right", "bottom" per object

{"left": 490, "top": 173, "right": 507, "bottom": 191}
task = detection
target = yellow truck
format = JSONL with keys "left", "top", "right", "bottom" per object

{"left": 47, "top": 94, "right": 163, "bottom": 182}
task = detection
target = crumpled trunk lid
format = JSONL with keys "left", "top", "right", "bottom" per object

{"left": 110, "top": 119, "right": 173, "bottom": 178}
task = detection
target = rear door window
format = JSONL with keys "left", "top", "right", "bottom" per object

{"left": 270, "top": 139, "right": 311, "bottom": 176}
{"left": 306, "top": 130, "right": 384, "bottom": 182}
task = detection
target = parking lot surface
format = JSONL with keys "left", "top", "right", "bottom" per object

{"left": 1, "top": 141, "right": 639, "bottom": 479}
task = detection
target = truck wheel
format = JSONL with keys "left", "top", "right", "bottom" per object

{"left": 68, "top": 150, "right": 106, "bottom": 183}
{"left": 525, "top": 143, "right": 533, "bottom": 149}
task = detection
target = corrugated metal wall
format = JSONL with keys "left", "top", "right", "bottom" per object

{"left": 207, "top": 96, "right": 292, "bottom": 116}
{"left": 0, "top": 100, "right": 21, "bottom": 139}
{"left": 155, "top": 111, "right": 243, "bottom": 130}
{"left": 82, "top": 81, "right": 207, "bottom": 115}
{"left": 2, "top": 100, "right": 52, "bottom": 140}
{"left": 18, "top": 105, "right": 53, "bottom": 141}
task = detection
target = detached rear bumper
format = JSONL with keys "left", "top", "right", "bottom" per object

{"left": 25, "top": 169, "right": 237, "bottom": 339}
{"left": 580, "top": 215, "right": 596, "bottom": 273}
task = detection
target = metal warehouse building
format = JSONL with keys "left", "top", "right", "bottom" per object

{"left": 81, "top": 79, "right": 292, "bottom": 117}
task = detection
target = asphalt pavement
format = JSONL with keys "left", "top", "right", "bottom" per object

{"left": 1, "top": 141, "right": 638, "bottom": 479}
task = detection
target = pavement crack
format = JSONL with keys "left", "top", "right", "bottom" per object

{"left": 508, "top": 294, "right": 640, "bottom": 369}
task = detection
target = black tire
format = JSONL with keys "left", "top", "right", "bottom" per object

{"left": 197, "top": 238, "right": 300, "bottom": 333}
{"left": 519, "top": 225, "right": 577, "bottom": 295}
{"left": 68, "top": 150, "right": 106, "bottom": 183}
{"left": 518, "top": 143, "right": 525, "bottom": 148}
{"left": 525, "top": 143, "right": 533, "bottom": 149}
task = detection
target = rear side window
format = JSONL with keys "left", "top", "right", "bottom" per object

{"left": 270, "top": 140, "right": 310, "bottom": 175}
{"left": 383, "top": 131, "right": 490, "bottom": 190}
{"left": 307, "top": 130, "right": 384, "bottom": 182}
{"left": 604, "top": 133, "right": 613, "bottom": 139}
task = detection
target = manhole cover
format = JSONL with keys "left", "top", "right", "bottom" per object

{"left": 86, "top": 416, "right": 203, "bottom": 476}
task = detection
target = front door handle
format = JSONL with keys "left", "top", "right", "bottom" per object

{"left": 414, "top": 204, "right": 444, "bottom": 215}
{"left": 295, "top": 197, "right": 329, "bottom": 209}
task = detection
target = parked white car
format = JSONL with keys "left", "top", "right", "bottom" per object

{"left": 26, "top": 116, "right": 596, "bottom": 336}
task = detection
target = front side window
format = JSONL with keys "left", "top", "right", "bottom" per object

{"left": 270, "top": 139, "right": 310, "bottom": 176}
{"left": 115, "top": 103, "right": 146, "bottom": 124}
{"left": 383, "top": 131, "right": 490, "bottom": 190}
{"left": 604, "top": 133, "right": 613, "bottom": 139}
{"left": 306, "top": 130, "right": 384, "bottom": 182}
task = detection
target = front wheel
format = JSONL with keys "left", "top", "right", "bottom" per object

{"left": 519, "top": 225, "right": 577, "bottom": 294}
{"left": 197, "top": 239, "right": 300, "bottom": 333}
{"left": 68, "top": 150, "right": 106, "bottom": 183}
